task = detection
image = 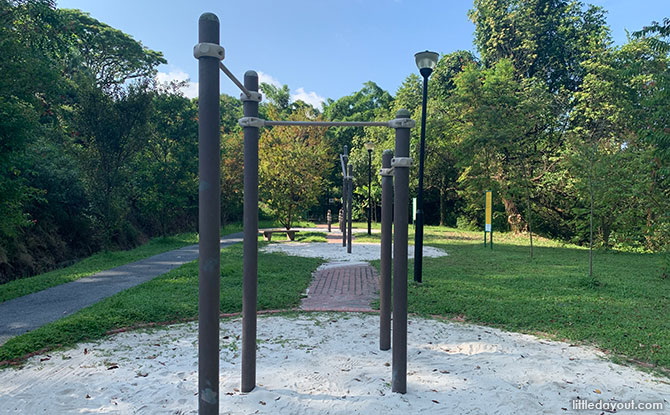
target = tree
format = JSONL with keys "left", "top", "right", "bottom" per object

{"left": 220, "top": 131, "right": 244, "bottom": 227}
{"left": 425, "top": 51, "right": 479, "bottom": 226}
{"left": 567, "top": 46, "right": 622, "bottom": 274}
{"left": 136, "top": 84, "right": 198, "bottom": 236}
{"left": 73, "top": 81, "right": 154, "bottom": 247}
{"left": 259, "top": 110, "right": 333, "bottom": 229}
{"left": 451, "top": 59, "right": 555, "bottom": 255}
{"left": 57, "top": 8, "right": 165, "bottom": 89}
{"left": 469, "top": 0, "right": 609, "bottom": 92}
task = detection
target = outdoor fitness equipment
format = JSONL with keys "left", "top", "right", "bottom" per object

{"left": 194, "top": 13, "right": 415, "bottom": 414}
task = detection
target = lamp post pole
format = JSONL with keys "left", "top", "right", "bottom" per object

{"left": 413, "top": 51, "right": 438, "bottom": 284}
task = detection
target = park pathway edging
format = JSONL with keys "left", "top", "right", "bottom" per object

{"left": 0, "top": 233, "right": 243, "bottom": 346}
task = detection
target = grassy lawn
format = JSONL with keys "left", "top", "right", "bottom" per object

{"left": 0, "top": 220, "right": 280, "bottom": 304}
{"left": 293, "top": 232, "right": 328, "bottom": 243}
{"left": 0, "top": 243, "right": 322, "bottom": 364}
{"left": 366, "top": 226, "right": 670, "bottom": 372}
{"left": 3, "top": 221, "right": 668, "bottom": 375}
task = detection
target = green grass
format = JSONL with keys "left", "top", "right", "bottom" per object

{"left": 0, "top": 243, "right": 322, "bottom": 364}
{"left": 369, "top": 226, "right": 670, "bottom": 372}
{"left": 0, "top": 232, "right": 198, "bottom": 303}
{"left": 0, "top": 221, "right": 278, "bottom": 304}
{"left": 292, "top": 232, "right": 327, "bottom": 243}
{"left": 5, "top": 220, "right": 668, "bottom": 375}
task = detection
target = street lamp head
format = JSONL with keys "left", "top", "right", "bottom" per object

{"left": 365, "top": 141, "right": 374, "bottom": 152}
{"left": 414, "top": 50, "right": 439, "bottom": 78}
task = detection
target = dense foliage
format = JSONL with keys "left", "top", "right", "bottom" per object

{"left": 333, "top": 1, "right": 669, "bottom": 267}
{"left": 1, "top": 0, "right": 668, "bottom": 282}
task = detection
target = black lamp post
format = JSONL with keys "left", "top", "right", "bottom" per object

{"left": 365, "top": 141, "right": 374, "bottom": 235}
{"left": 413, "top": 50, "right": 438, "bottom": 283}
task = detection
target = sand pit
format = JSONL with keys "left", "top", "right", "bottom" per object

{"left": 1, "top": 313, "right": 668, "bottom": 414}
{"left": 261, "top": 242, "right": 447, "bottom": 262}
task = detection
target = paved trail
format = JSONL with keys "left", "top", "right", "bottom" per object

{"left": 0, "top": 233, "right": 242, "bottom": 346}
{"left": 301, "top": 262, "right": 379, "bottom": 312}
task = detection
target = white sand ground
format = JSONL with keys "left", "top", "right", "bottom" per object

{"left": 261, "top": 242, "right": 447, "bottom": 263}
{"left": 1, "top": 313, "right": 668, "bottom": 414}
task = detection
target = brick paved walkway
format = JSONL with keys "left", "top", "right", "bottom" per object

{"left": 301, "top": 263, "right": 379, "bottom": 312}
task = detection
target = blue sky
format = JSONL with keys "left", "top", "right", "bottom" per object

{"left": 56, "top": 0, "right": 666, "bottom": 107}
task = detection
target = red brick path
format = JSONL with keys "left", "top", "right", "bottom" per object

{"left": 301, "top": 264, "right": 379, "bottom": 312}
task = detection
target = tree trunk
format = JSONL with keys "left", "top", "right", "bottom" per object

{"left": 439, "top": 186, "right": 448, "bottom": 227}
{"left": 589, "top": 174, "right": 594, "bottom": 278}
{"left": 502, "top": 197, "right": 523, "bottom": 233}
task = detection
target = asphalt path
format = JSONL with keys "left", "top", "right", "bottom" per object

{"left": 0, "top": 233, "right": 243, "bottom": 346}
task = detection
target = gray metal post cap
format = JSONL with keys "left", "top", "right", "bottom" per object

{"left": 193, "top": 42, "right": 225, "bottom": 60}
{"left": 396, "top": 109, "right": 411, "bottom": 118}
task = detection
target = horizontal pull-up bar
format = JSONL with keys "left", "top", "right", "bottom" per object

{"left": 265, "top": 120, "right": 390, "bottom": 127}
{"left": 239, "top": 117, "right": 415, "bottom": 129}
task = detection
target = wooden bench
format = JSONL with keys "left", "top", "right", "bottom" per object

{"left": 262, "top": 229, "right": 299, "bottom": 242}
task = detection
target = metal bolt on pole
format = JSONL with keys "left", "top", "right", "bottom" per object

{"left": 379, "top": 149, "right": 393, "bottom": 351}
{"left": 392, "top": 109, "right": 413, "bottom": 394}
{"left": 196, "top": 12, "right": 221, "bottom": 414}
{"left": 347, "top": 164, "right": 353, "bottom": 254}
{"left": 241, "top": 70, "right": 260, "bottom": 393}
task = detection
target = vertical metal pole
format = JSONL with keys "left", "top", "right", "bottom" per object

{"left": 413, "top": 73, "right": 430, "bottom": 283}
{"left": 342, "top": 146, "right": 348, "bottom": 247}
{"left": 368, "top": 149, "right": 372, "bottom": 235}
{"left": 197, "top": 12, "right": 220, "bottom": 414}
{"left": 347, "top": 164, "right": 353, "bottom": 253}
{"left": 490, "top": 191, "right": 493, "bottom": 250}
{"left": 379, "top": 149, "right": 393, "bottom": 351}
{"left": 327, "top": 209, "right": 332, "bottom": 232}
{"left": 241, "top": 70, "right": 259, "bottom": 393}
{"left": 342, "top": 178, "right": 348, "bottom": 246}
{"left": 392, "top": 109, "right": 412, "bottom": 394}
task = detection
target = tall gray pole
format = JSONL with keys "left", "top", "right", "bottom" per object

{"left": 342, "top": 146, "right": 348, "bottom": 247}
{"left": 392, "top": 109, "right": 412, "bottom": 394}
{"left": 347, "top": 164, "right": 353, "bottom": 253}
{"left": 342, "top": 178, "right": 347, "bottom": 246}
{"left": 241, "top": 70, "right": 260, "bottom": 393}
{"left": 379, "top": 149, "right": 393, "bottom": 351}
{"left": 413, "top": 72, "right": 430, "bottom": 283}
{"left": 197, "top": 12, "right": 221, "bottom": 414}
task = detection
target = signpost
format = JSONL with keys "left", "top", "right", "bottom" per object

{"left": 412, "top": 198, "right": 417, "bottom": 224}
{"left": 484, "top": 190, "right": 493, "bottom": 249}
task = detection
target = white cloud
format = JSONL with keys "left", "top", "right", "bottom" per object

{"left": 155, "top": 69, "right": 198, "bottom": 99}
{"left": 257, "top": 71, "right": 281, "bottom": 88}
{"left": 291, "top": 87, "right": 326, "bottom": 109}
{"left": 258, "top": 70, "right": 326, "bottom": 109}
